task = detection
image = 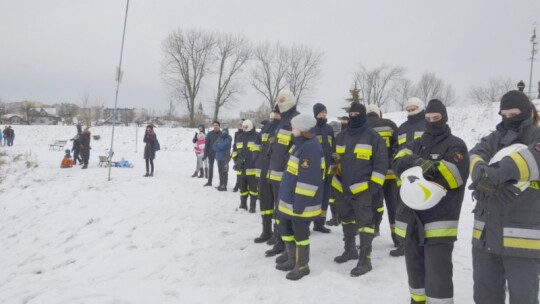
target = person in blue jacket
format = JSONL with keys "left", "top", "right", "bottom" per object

{"left": 213, "top": 128, "right": 232, "bottom": 191}
{"left": 276, "top": 114, "right": 325, "bottom": 280}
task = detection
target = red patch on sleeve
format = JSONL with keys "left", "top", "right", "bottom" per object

{"left": 536, "top": 143, "right": 540, "bottom": 152}
{"left": 453, "top": 152, "right": 464, "bottom": 163}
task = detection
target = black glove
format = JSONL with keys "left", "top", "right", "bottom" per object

{"left": 470, "top": 161, "right": 488, "bottom": 185}
{"left": 414, "top": 159, "right": 437, "bottom": 181}
{"left": 469, "top": 172, "right": 497, "bottom": 201}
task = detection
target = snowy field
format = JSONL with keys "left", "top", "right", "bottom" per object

{"left": 0, "top": 103, "right": 533, "bottom": 303}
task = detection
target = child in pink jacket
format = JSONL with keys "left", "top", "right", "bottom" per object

{"left": 193, "top": 133, "right": 208, "bottom": 178}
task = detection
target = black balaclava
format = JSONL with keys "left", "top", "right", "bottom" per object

{"left": 499, "top": 90, "right": 532, "bottom": 131}
{"left": 348, "top": 102, "right": 366, "bottom": 129}
{"left": 425, "top": 99, "right": 448, "bottom": 137}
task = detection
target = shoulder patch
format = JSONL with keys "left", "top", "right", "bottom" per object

{"left": 453, "top": 151, "right": 464, "bottom": 163}
{"left": 300, "top": 158, "right": 310, "bottom": 169}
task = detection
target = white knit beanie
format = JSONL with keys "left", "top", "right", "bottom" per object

{"left": 366, "top": 104, "right": 381, "bottom": 117}
{"left": 291, "top": 114, "right": 316, "bottom": 132}
{"left": 269, "top": 112, "right": 275, "bottom": 119}
{"left": 277, "top": 89, "right": 296, "bottom": 113}
{"left": 242, "top": 119, "right": 254, "bottom": 132}
{"left": 404, "top": 97, "right": 425, "bottom": 115}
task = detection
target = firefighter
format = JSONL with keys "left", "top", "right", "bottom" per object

{"left": 275, "top": 114, "right": 324, "bottom": 280}
{"left": 392, "top": 99, "right": 469, "bottom": 303}
{"left": 232, "top": 119, "right": 260, "bottom": 212}
{"left": 253, "top": 112, "right": 278, "bottom": 243}
{"left": 265, "top": 89, "right": 300, "bottom": 258}
{"left": 469, "top": 90, "right": 540, "bottom": 304}
{"left": 331, "top": 102, "right": 388, "bottom": 277}
{"left": 311, "top": 103, "right": 334, "bottom": 233}
{"left": 391, "top": 97, "right": 426, "bottom": 257}
{"left": 365, "top": 104, "right": 399, "bottom": 246}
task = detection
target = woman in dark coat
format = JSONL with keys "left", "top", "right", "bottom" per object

{"left": 79, "top": 129, "right": 91, "bottom": 169}
{"left": 143, "top": 125, "right": 158, "bottom": 177}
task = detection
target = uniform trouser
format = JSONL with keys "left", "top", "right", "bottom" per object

{"left": 207, "top": 157, "right": 216, "bottom": 184}
{"left": 258, "top": 179, "right": 274, "bottom": 217}
{"left": 334, "top": 190, "right": 374, "bottom": 237}
{"left": 371, "top": 187, "right": 384, "bottom": 233}
{"left": 239, "top": 174, "right": 258, "bottom": 199}
{"left": 405, "top": 237, "right": 454, "bottom": 304}
{"left": 314, "top": 177, "right": 331, "bottom": 226}
{"left": 473, "top": 247, "right": 540, "bottom": 304}
{"left": 382, "top": 180, "right": 399, "bottom": 237}
{"left": 279, "top": 218, "right": 310, "bottom": 245}
{"left": 217, "top": 160, "right": 228, "bottom": 187}
{"left": 196, "top": 153, "right": 208, "bottom": 170}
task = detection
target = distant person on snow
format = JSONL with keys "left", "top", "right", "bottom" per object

{"left": 213, "top": 128, "right": 232, "bottom": 191}
{"left": 6, "top": 126, "right": 14, "bottom": 146}
{"left": 71, "top": 133, "right": 82, "bottom": 165}
{"left": 192, "top": 124, "right": 207, "bottom": 178}
{"left": 143, "top": 125, "right": 159, "bottom": 177}
{"left": 79, "top": 128, "right": 91, "bottom": 169}
{"left": 203, "top": 121, "right": 221, "bottom": 187}
{"left": 61, "top": 149, "right": 74, "bottom": 168}
{"left": 2, "top": 126, "right": 7, "bottom": 146}
{"left": 0, "top": 128, "right": 3, "bottom": 147}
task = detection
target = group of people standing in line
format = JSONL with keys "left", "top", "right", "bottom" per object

{"left": 1, "top": 126, "right": 15, "bottom": 147}
{"left": 193, "top": 88, "right": 540, "bottom": 303}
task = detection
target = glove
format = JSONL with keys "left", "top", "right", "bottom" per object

{"left": 414, "top": 159, "right": 437, "bottom": 181}
{"left": 469, "top": 172, "right": 497, "bottom": 201}
{"left": 331, "top": 152, "right": 341, "bottom": 163}
{"left": 470, "top": 161, "right": 488, "bottom": 185}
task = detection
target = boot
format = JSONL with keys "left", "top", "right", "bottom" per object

{"left": 239, "top": 196, "right": 248, "bottom": 210}
{"left": 254, "top": 215, "right": 272, "bottom": 243}
{"left": 350, "top": 233, "right": 373, "bottom": 277}
{"left": 276, "top": 242, "right": 296, "bottom": 271}
{"left": 265, "top": 234, "right": 285, "bottom": 257}
{"left": 217, "top": 185, "right": 227, "bottom": 192}
{"left": 334, "top": 224, "right": 358, "bottom": 263}
{"left": 391, "top": 231, "right": 400, "bottom": 248}
{"left": 266, "top": 223, "right": 279, "bottom": 245}
{"left": 198, "top": 168, "right": 204, "bottom": 178}
{"left": 233, "top": 178, "right": 240, "bottom": 192}
{"left": 313, "top": 218, "right": 331, "bottom": 233}
{"left": 390, "top": 243, "right": 405, "bottom": 257}
{"left": 204, "top": 168, "right": 208, "bottom": 178}
{"left": 249, "top": 197, "right": 257, "bottom": 213}
{"left": 374, "top": 210, "right": 383, "bottom": 238}
{"left": 203, "top": 181, "right": 212, "bottom": 187}
{"left": 275, "top": 250, "right": 288, "bottom": 264}
{"left": 143, "top": 172, "right": 150, "bottom": 177}
{"left": 192, "top": 170, "right": 198, "bottom": 178}
{"left": 286, "top": 245, "right": 310, "bottom": 280}
{"left": 326, "top": 204, "right": 339, "bottom": 226}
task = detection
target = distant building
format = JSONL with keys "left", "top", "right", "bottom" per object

{"left": 239, "top": 110, "right": 259, "bottom": 121}
{"left": 102, "top": 108, "right": 135, "bottom": 125}
{"left": 28, "top": 107, "right": 61, "bottom": 125}
{"left": 1, "top": 114, "right": 25, "bottom": 125}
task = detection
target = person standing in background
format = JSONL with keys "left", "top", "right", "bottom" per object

{"left": 143, "top": 125, "right": 158, "bottom": 177}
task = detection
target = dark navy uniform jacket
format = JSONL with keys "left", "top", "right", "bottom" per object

{"left": 268, "top": 106, "right": 300, "bottom": 184}
{"left": 232, "top": 129, "right": 260, "bottom": 177}
{"left": 397, "top": 111, "right": 426, "bottom": 149}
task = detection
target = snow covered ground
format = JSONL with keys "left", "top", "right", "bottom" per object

{"left": 0, "top": 103, "right": 530, "bottom": 303}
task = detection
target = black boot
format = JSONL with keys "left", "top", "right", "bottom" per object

{"left": 198, "top": 168, "right": 204, "bottom": 178}
{"left": 286, "top": 245, "right": 310, "bottom": 280}
{"left": 192, "top": 170, "right": 198, "bottom": 178}
{"left": 350, "top": 233, "right": 373, "bottom": 277}
{"left": 334, "top": 224, "right": 358, "bottom": 263}
{"left": 204, "top": 168, "right": 208, "bottom": 178}
{"left": 239, "top": 196, "right": 248, "bottom": 210}
{"left": 276, "top": 242, "right": 296, "bottom": 271}
{"left": 217, "top": 185, "right": 227, "bottom": 191}
{"left": 326, "top": 204, "right": 339, "bottom": 226}
{"left": 390, "top": 243, "right": 405, "bottom": 257}
{"left": 249, "top": 197, "right": 257, "bottom": 213}
{"left": 266, "top": 222, "right": 279, "bottom": 245}
{"left": 313, "top": 218, "right": 331, "bottom": 233}
{"left": 254, "top": 215, "right": 272, "bottom": 243}
{"left": 265, "top": 233, "right": 285, "bottom": 257}
{"left": 374, "top": 210, "right": 383, "bottom": 237}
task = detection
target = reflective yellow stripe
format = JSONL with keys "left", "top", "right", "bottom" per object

{"left": 245, "top": 169, "right": 257, "bottom": 176}
{"left": 398, "top": 136, "right": 407, "bottom": 145}
{"left": 350, "top": 182, "right": 368, "bottom": 194}
{"left": 473, "top": 229, "right": 482, "bottom": 240}
{"left": 249, "top": 191, "right": 258, "bottom": 196}
{"left": 240, "top": 191, "right": 249, "bottom": 196}
{"left": 262, "top": 134, "right": 269, "bottom": 142}
{"left": 331, "top": 177, "right": 343, "bottom": 192}
{"left": 341, "top": 220, "right": 357, "bottom": 225}
{"left": 395, "top": 227, "right": 406, "bottom": 238}
{"left": 470, "top": 154, "right": 485, "bottom": 175}
{"left": 296, "top": 239, "right": 310, "bottom": 246}
{"left": 504, "top": 238, "right": 540, "bottom": 250}
{"left": 236, "top": 143, "right": 244, "bottom": 149}
{"left": 336, "top": 145, "right": 346, "bottom": 153}
{"left": 437, "top": 161, "right": 459, "bottom": 189}
{"left": 371, "top": 172, "right": 385, "bottom": 186}
{"left": 394, "top": 148, "right": 412, "bottom": 159}
{"left": 261, "top": 210, "right": 274, "bottom": 215}
{"left": 295, "top": 184, "right": 317, "bottom": 197}
{"left": 386, "top": 173, "right": 397, "bottom": 179}
{"left": 509, "top": 152, "right": 530, "bottom": 181}
{"left": 377, "top": 206, "right": 384, "bottom": 213}
{"left": 411, "top": 293, "right": 426, "bottom": 302}
{"left": 329, "top": 198, "right": 335, "bottom": 203}
{"left": 282, "top": 235, "right": 295, "bottom": 242}
{"left": 287, "top": 157, "right": 299, "bottom": 176}
{"left": 277, "top": 131, "right": 291, "bottom": 146}
{"left": 278, "top": 203, "right": 321, "bottom": 218}
{"left": 425, "top": 228, "right": 458, "bottom": 238}
{"left": 359, "top": 227, "right": 375, "bottom": 234}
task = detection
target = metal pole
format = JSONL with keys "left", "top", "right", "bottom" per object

{"left": 108, "top": 0, "right": 130, "bottom": 181}
{"left": 529, "top": 26, "right": 537, "bottom": 99}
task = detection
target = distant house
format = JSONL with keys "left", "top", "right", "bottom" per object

{"left": 28, "top": 107, "right": 61, "bottom": 125}
{"left": 1, "top": 114, "right": 25, "bottom": 125}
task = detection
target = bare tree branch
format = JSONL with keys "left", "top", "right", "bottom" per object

{"left": 354, "top": 64, "right": 405, "bottom": 109}
{"left": 286, "top": 44, "right": 324, "bottom": 105}
{"left": 467, "top": 78, "right": 514, "bottom": 104}
{"left": 251, "top": 41, "right": 289, "bottom": 110}
{"left": 414, "top": 72, "right": 456, "bottom": 105}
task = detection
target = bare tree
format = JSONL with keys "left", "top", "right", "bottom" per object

{"left": 251, "top": 41, "right": 289, "bottom": 110}
{"left": 414, "top": 72, "right": 456, "bottom": 105}
{"left": 162, "top": 28, "right": 216, "bottom": 127}
{"left": 286, "top": 44, "right": 324, "bottom": 105}
{"left": 467, "top": 78, "right": 514, "bottom": 104}
{"left": 211, "top": 33, "right": 251, "bottom": 121}
{"left": 394, "top": 78, "right": 414, "bottom": 110}
{"left": 79, "top": 92, "right": 92, "bottom": 127}
{"left": 354, "top": 64, "right": 405, "bottom": 108}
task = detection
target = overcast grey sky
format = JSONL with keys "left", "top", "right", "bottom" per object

{"left": 1, "top": 0, "right": 539, "bottom": 119}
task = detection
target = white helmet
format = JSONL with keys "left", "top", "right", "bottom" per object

{"left": 489, "top": 143, "right": 530, "bottom": 192}
{"left": 400, "top": 166, "right": 447, "bottom": 210}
